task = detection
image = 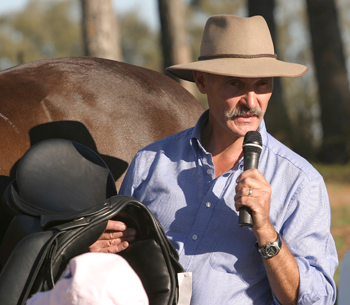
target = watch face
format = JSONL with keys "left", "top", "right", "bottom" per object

{"left": 266, "top": 246, "right": 278, "bottom": 257}
{"left": 257, "top": 234, "right": 282, "bottom": 258}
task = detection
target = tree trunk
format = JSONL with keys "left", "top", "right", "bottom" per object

{"left": 306, "top": 0, "right": 350, "bottom": 163}
{"left": 81, "top": 0, "right": 121, "bottom": 61}
{"left": 158, "top": 0, "right": 196, "bottom": 94}
{"left": 248, "top": 0, "right": 294, "bottom": 146}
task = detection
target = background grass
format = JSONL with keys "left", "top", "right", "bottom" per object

{"left": 314, "top": 163, "right": 350, "bottom": 184}
{"left": 314, "top": 163, "right": 350, "bottom": 293}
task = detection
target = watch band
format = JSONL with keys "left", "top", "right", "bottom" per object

{"left": 255, "top": 232, "right": 282, "bottom": 259}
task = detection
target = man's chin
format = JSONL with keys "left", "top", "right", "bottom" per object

{"left": 230, "top": 125, "right": 259, "bottom": 138}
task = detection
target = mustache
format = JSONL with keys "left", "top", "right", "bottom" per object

{"left": 225, "top": 106, "right": 265, "bottom": 119}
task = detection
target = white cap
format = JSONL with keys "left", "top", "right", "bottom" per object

{"left": 26, "top": 252, "right": 149, "bottom": 305}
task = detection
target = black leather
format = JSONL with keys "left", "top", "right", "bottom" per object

{"left": 16, "top": 138, "right": 117, "bottom": 212}
{"left": 0, "top": 231, "right": 55, "bottom": 305}
{"left": 0, "top": 139, "right": 184, "bottom": 305}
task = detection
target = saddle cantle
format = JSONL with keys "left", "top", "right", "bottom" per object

{"left": 0, "top": 139, "right": 185, "bottom": 305}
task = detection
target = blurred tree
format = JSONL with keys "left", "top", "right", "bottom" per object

{"left": 0, "top": 0, "right": 161, "bottom": 72}
{"left": 0, "top": 0, "right": 82, "bottom": 69}
{"left": 306, "top": 0, "right": 350, "bottom": 163}
{"left": 81, "top": 0, "right": 121, "bottom": 61}
{"left": 248, "top": 0, "right": 294, "bottom": 147}
{"left": 273, "top": 1, "right": 321, "bottom": 160}
{"left": 119, "top": 10, "right": 161, "bottom": 71}
{"left": 157, "top": 0, "right": 196, "bottom": 94}
{"left": 188, "top": 0, "right": 243, "bottom": 62}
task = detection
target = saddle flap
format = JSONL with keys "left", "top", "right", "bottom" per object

{"left": 0, "top": 214, "right": 42, "bottom": 270}
{"left": 119, "top": 239, "right": 173, "bottom": 304}
{"left": 0, "top": 231, "right": 55, "bottom": 305}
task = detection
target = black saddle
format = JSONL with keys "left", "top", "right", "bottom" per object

{"left": 0, "top": 139, "right": 184, "bottom": 305}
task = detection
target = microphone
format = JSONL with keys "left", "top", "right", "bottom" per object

{"left": 239, "top": 131, "right": 262, "bottom": 228}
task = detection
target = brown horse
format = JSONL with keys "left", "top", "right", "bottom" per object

{"left": 0, "top": 57, "right": 204, "bottom": 239}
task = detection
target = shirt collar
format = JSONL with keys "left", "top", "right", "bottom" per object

{"left": 191, "top": 110, "right": 209, "bottom": 143}
{"left": 257, "top": 117, "right": 268, "bottom": 148}
{"left": 190, "top": 110, "right": 209, "bottom": 156}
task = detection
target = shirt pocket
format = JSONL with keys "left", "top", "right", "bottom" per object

{"left": 209, "top": 227, "right": 266, "bottom": 282}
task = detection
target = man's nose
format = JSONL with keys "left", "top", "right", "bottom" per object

{"left": 242, "top": 90, "right": 258, "bottom": 109}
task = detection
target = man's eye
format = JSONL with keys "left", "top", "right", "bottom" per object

{"left": 258, "top": 79, "right": 271, "bottom": 86}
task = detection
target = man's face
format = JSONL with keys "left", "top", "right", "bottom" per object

{"left": 194, "top": 72, "right": 273, "bottom": 138}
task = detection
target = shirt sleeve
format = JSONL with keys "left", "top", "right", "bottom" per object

{"left": 282, "top": 177, "right": 338, "bottom": 304}
{"left": 119, "top": 153, "right": 139, "bottom": 197}
{"left": 119, "top": 150, "right": 152, "bottom": 199}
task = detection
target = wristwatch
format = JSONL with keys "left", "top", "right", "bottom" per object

{"left": 255, "top": 232, "right": 282, "bottom": 258}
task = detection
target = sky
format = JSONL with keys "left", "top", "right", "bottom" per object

{"left": 0, "top": 0, "right": 160, "bottom": 29}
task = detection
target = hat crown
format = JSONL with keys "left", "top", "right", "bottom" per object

{"left": 200, "top": 15, "right": 275, "bottom": 57}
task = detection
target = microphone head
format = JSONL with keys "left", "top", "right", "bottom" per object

{"left": 243, "top": 131, "right": 262, "bottom": 154}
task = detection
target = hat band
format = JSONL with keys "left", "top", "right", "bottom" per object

{"left": 198, "top": 53, "right": 277, "bottom": 60}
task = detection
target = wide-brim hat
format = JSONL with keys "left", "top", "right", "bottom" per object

{"left": 166, "top": 15, "right": 308, "bottom": 82}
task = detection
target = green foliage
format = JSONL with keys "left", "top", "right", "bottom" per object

{"left": 0, "top": 0, "right": 82, "bottom": 69}
{"left": 119, "top": 10, "right": 161, "bottom": 72}
{"left": 0, "top": 0, "right": 162, "bottom": 72}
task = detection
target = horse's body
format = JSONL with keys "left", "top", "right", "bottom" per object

{"left": 0, "top": 57, "right": 204, "bottom": 187}
{"left": 0, "top": 57, "right": 204, "bottom": 237}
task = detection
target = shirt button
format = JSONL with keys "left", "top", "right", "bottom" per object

{"left": 192, "top": 235, "right": 198, "bottom": 240}
{"left": 206, "top": 202, "right": 211, "bottom": 208}
{"left": 206, "top": 169, "right": 212, "bottom": 175}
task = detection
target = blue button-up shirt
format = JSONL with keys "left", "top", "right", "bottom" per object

{"left": 120, "top": 110, "right": 338, "bottom": 304}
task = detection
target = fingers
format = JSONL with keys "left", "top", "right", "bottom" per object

{"left": 88, "top": 220, "right": 137, "bottom": 254}
{"left": 104, "top": 220, "right": 127, "bottom": 231}
{"left": 234, "top": 169, "right": 267, "bottom": 203}
{"left": 89, "top": 238, "right": 130, "bottom": 253}
{"left": 234, "top": 187, "right": 267, "bottom": 210}
{"left": 234, "top": 169, "right": 272, "bottom": 229}
{"left": 234, "top": 185, "right": 256, "bottom": 201}
{"left": 236, "top": 169, "right": 268, "bottom": 191}
{"left": 98, "top": 227, "right": 137, "bottom": 241}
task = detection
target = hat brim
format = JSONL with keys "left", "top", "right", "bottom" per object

{"left": 166, "top": 58, "right": 308, "bottom": 82}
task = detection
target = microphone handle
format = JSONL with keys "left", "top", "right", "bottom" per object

{"left": 239, "top": 206, "right": 253, "bottom": 228}
{"left": 239, "top": 151, "right": 260, "bottom": 228}
{"left": 243, "top": 152, "right": 260, "bottom": 170}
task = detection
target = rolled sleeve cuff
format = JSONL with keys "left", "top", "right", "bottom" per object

{"left": 295, "top": 257, "right": 337, "bottom": 304}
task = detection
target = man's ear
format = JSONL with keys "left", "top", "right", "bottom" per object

{"left": 193, "top": 71, "right": 207, "bottom": 94}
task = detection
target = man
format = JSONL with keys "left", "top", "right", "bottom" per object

{"left": 90, "top": 15, "right": 338, "bottom": 304}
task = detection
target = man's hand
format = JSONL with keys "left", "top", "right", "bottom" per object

{"left": 234, "top": 168, "right": 275, "bottom": 244}
{"left": 89, "top": 220, "right": 137, "bottom": 253}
